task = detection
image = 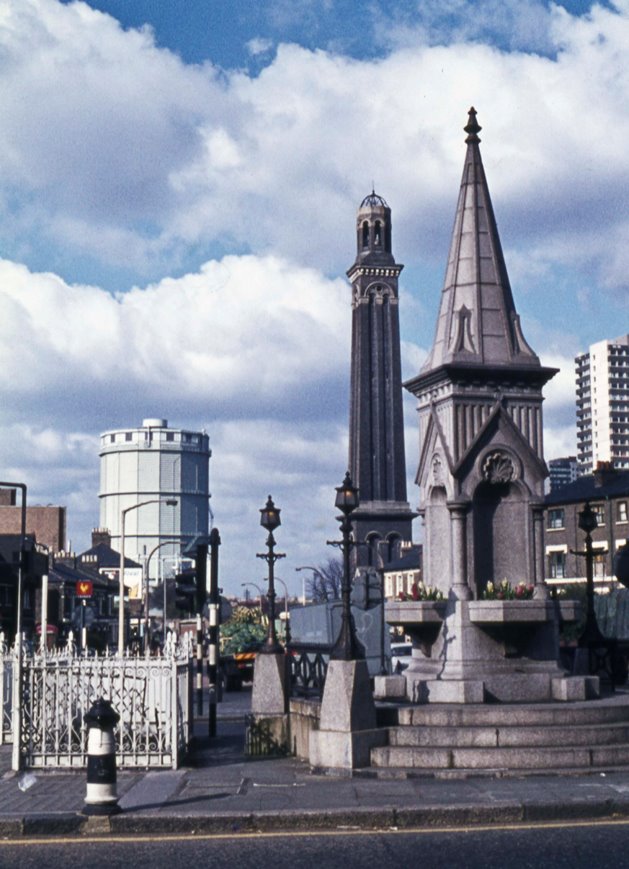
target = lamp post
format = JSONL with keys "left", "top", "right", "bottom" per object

{"left": 0, "top": 482, "right": 26, "bottom": 774}
{"left": 575, "top": 501, "right": 606, "bottom": 648}
{"left": 295, "top": 565, "right": 331, "bottom": 604}
{"left": 118, "top": 498, "right": 177, "bottom": 655}
{"left": 241, "top": 581, "right": 264, "bottom": 617}
{"left": 328, "top": 471, "right": 363, "bottom": 661}
{"left": 143, "top": 538, "right": 180, "bottom": 651}
{"left": 0, "top": 482, "right": 26, "bottom": 643}
{"left": 256, "top": 495, "right": 286, "bottom": 654}
{"left": 275, "top": 577, "right": 291, "bottom": 644}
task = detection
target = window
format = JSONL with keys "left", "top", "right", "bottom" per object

{"left": 548, "top": 551, "right": 566, "bottom": 579}
{"left": 361, "top": 221, "right": 369, "bottom": 248}
{"left": 125, "top": 432, "right": 132, "bottom": 442}
{"left": 166, "top": 432, "right": 174, "bottom": 442}
{"left": 618, "top": 501, "right": 628, "bottom": 523}
{"left": 594, "top": 552, "right": 606, "bottom": 579}
{"left": 548, "top": 509, "right": 565, "bottom": 530}
{"left": 592, "top": 503, "right": 605, "bottom": 525}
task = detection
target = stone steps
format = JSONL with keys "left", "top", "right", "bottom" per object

{"left": 371, "top": 693, "right": 629, "bottom": 774}
{"left": 395, "top": 698, "right": 629, "bottom": 728}
{"left": 371, "top": 742, "right": 629, "bottom": 771}
{"left": 388, "top": 722, "right": 629, "bottom": 748}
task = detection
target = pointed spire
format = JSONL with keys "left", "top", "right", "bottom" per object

{"left": 422, "top": 108, "right": 539, "bottom": 372}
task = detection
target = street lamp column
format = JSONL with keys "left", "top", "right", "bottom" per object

{"left": 0, "top": 481, "right": 26, "bottom": 774}
{"left": 0, "top": 482, "right": 27, "bottom": 643}
{"left": 575, "top": 501, "right": 606, "bottom": 648}
{"left": 256, "top": 496, "right": 285, "bottom": 654}
{"left": 275, "top": 577, "right": 290, "bottom": 644}
{"left": 118, "top": 498, "right": 177, "bottom": 655}
{"left": 328, "top": 471, "right": 363, "bottom": 661}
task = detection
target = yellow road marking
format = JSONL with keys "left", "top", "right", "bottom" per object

{"left": 2, "top": 816, "right": 629, "bottom": 846}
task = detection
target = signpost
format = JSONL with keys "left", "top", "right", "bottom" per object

{"left": 76, "top": 580, "right": 93, "bottom": 599}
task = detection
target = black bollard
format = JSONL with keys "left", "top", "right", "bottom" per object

{"left": 82, "top": 697, "right": 121, "bottom": 816}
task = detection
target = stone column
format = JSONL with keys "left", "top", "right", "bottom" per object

{"left": 531, "top": 502, "right": 549, "bottom": 599}
{"left": 447, "top": 499, "right": 471, "bottom": 600}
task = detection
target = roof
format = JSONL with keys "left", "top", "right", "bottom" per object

{"left": 359, "top": 190, "right": 388, "bottom": 209}
{"left": 545, "top": 470, "right": 629, "bottom": 506}
{"left": 383, "top": 546, "right": 422, "bottom": 573}
{"left": 421, "top": 108, "right": 541, "bottom": 373}
{"left": 48, "top": 561, "right": 112, "bottom": 590}
{"left": 79, "top": 541, "right": 141, "bottom": 570}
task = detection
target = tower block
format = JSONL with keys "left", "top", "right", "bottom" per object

{"left": 347, "top": 193, "right": 415, "bottom": 567}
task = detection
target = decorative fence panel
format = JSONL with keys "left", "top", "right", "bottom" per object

{"left": 288, "top": 643, "right": 329, "bottom": 698}
{"left": 9, "top": 650, "right": 192, "bottom": 771}
{"left": 0, "top": 656, "right": 12, "bottom": 745}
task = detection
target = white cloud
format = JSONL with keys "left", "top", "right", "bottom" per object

{"left": 0, "top": 254, "right": 349, "bottom": 424}
{"left": 2, "top": 0, "right": 628, "bottom": 591}
{"left": 372, "top": 0, "right": 557, "bottom": 54}
{"left": 0, "top": 253, "right": 354, "bottom": 583}
{"left": 3, "top": 0, "right": 629, "bottom": 313}
{"left": 246, "top": 37, "right": 274, "bottom": 57}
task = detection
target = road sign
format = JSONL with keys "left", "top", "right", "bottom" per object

{"left": 72, "top": 605, "right": 95, "bottom": 629}
{"left": 76, "top": 580, "right": 93, "bottom": 598}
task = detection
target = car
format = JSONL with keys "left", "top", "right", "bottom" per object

{"left": 390, "top": 642, "right": 412, "bottom": 673}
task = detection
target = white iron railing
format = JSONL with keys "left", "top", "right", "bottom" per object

{"left": 1, "top": 631, "right": 194, "bottom": 771}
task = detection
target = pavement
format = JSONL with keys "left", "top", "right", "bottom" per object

{"left": 3, "top": 688, "right": 629, "bottom": 837}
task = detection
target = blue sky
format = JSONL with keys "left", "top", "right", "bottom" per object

{"left": 1, "top": 0, "right": 628, "bottom": 594}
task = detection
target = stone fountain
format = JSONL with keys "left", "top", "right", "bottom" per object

{"left": 386, "top": 108, "right": 595, "bottom": 705}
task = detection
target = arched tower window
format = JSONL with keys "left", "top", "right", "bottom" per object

{"left": 366, "top": 532, "right": 382, "bottom": 567}
{"left": 385, "top": 534, "right": 401, "bottom": 564}
{"left": 374, "top": 220, "right": 382, "bottom": 246}
{"left": 362, "top": 221, "right": 369, "bottom": 248}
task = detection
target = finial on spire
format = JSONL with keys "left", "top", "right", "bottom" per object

{"left": 464, "top": 106, "right": 481, "bottom": 143}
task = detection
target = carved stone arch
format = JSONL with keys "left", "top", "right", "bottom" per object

{"left": 472, "top": 476, "right": 529, "bottom": 596}
{"left": 365, "top": 531, "right": 382, "bottom": 568}
{"left": 365, "top": 280, "right": 393, "bottom": 301}
{"left": 424, "top": 485, "right": 451, "bottom": 595}
{"left": 361, "top": 220, "right": 369, "bottom": 248}
{"left": 383, "top": 532, "right": 402, "bottom": 564}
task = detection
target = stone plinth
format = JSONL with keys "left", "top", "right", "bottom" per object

{"left": 309, "top": 659, "right": 385, "bottom": 770}
{"left": 251, "top": 652, "right": 290, "bottom": 715}
{"left": 373, "top": 674, "right": 406, "bottom": 700}
{"left": 247, "top": 652, "right": 291, "bottom": 756}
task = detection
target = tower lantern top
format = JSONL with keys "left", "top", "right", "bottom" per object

{"left": 353, "top": 189, "right": 394, "bottom": 265}
{"left": 359, "top": 190, "right": 389, "bottom": 210}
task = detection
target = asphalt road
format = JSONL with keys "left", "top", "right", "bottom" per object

{"left": 1, "top": 819, "right": 628, "bottom": 869}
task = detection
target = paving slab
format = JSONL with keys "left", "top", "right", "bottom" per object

{"left": 4, "top": 689, "right": 629, "bottom": 837}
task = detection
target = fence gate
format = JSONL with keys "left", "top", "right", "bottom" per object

{"left": 9, "top": 651, "right": 192, "bottom": 771}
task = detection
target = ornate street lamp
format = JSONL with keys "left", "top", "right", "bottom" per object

{"left": 329, "top": 471, "right": 364, "bottom": 661}
{"left": 118, "top": 498, "right": 177, "bottom": 655}
{"left": 575, "top": 501, "right": 606, "bottom": 647}
{"left": 256, "top": 495, "right": 286, "bottom": 654}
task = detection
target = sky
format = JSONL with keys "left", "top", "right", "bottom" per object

{"left": 1, "top": 0, "right": 628, "bottom": 596}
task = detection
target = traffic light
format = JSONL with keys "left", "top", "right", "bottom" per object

{"left": 175, "top": 569, "right": 196, "bottom": 614}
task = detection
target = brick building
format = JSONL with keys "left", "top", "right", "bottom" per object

{"left": 544, "top": 463, "right": 629, "bottom": 586}
{"left": 0, "top": 489, "right": 66, "bottom": 553}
